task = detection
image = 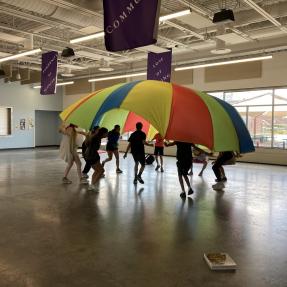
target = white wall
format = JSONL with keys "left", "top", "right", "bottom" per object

{"left": 190, "top": 51, "right": 287, "bottom": 91}
{"left": 63, "top": 92, "right": 87, "bottom": 109}
{"left": 0, "top": 81, "right": 62, "bottom": 149}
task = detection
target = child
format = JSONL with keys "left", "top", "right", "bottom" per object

{"left": 165, "top": 141, "right": 194, "bottom": 198}
{"left": 59, "top": 123, "right": 87, "bottom": 184}
{"left": 102, "top": 125, "right": 122, "bottom": 174}
{"left": 82, "top": 126, "right": 99, "bottom": 178}
{"left": 192, "top": 145, "right": 212, "bottom": 176}
{"left": 212, "top": 151, "right": 236, "bottom": 190}
{"left": 152, "top": 133, "right": 164, "bottom": 172}
{"left": 84, "top": 127, "right": 109, "bottom": 191}
{"left": 124, "top": 122, "right": 153, "bottom": 184}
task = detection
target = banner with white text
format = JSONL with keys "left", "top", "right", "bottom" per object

{"left": 147, "top": 50, "right": 172, "bottom": 82}
{"left": 103, "top": 0, "right": 161, "bottom": 52}
{"left": 41, "top": 51, "right": 58, "bottom": 95}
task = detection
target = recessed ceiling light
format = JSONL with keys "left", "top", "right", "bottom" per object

{"left": 210, "top": 48, "right": 232, "bottom": 54}
{"left": 98, "top": 59, "right": 114, "bottom": 72}
{"left": 98, "top": 66, "right": 114, "bottom": 72}
{"left": 61, "top": 67, "right": 75, "bottom": 77}
{"left": 61, "top": 73, "right": 75, "bottom": 77}
{"left": 211, "top": 38, "right": 232, "bottom": 54}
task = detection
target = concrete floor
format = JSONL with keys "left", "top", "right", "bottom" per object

{"left": 0, "top": 148, "right": 286, "bottom": 287}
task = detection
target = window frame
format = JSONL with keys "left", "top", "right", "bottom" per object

{"left": 0, "top": 106, "right": 13, "bottom": 137}
{"left": 207, "top": 87, "right": 287, "bottom": 149}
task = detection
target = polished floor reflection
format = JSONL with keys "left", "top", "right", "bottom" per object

{"left": 0, "top": 148, "right": 286, "bottom": 287}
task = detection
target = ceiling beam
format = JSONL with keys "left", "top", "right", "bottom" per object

{"left": 0, "top": 24, "right": 126, "bottom": 60}
{"left": 243, "top": 0, "right": 287, "bottom": 34}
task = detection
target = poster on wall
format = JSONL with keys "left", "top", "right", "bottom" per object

{"left": 103, "top": 0, "right": 161, "bottom": 51}
{"left": 20, "top": 119, "right": 25, "bottom": 130}
{"left": 41, "top": 51, "right": 58, "bottom": 95}
{"left": 28, "top": 118, "right": 34, "bottom": 130}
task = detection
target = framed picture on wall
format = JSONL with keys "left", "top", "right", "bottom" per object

{"left": 20, "top": 119, "right": 25, "bottom": 130}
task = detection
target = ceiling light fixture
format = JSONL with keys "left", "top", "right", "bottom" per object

{"left": 211, "top": 39, "right": 232, "bottom": 55}
{"left": 159, "top": 9, "right": 191, "bottom": 22}
{"left": 70, "top": 31, "right": 105, "bottom": 44}
{"left": 33, "top": 81, "right": 74, "bottom": 89}
{"left": 88, "top": 72, "right": 146, "bottom": 82}
{"left": 0, "top": 48, "right": 41, "bottom": 63}
{"left": 98, "top": 59, "right": 114, "bottom": 72}
{"left": 61, "top": 47, "right": 75, "bottom": 58}
{"left": 61, "top": 68, "right": 75, "bottom": 77}
{"left": 69, "top": 10, "right": 191, "bottom": 44}
{"left": 174, "top": 55, "right": 272, "bottom": 71}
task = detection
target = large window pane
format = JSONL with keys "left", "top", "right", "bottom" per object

{"left": 273, "top": 106, "right": 287, "bottom": 149}
{"left": 234, "top": 106, "right": 247, "bottom": 124}
{"left": 248, "top": 106, "right": 272, "bottom": 148}
{"left": 274, "top": 88, "right": 287, "bottom": 105}
{"left": 208, "top": 92, "right": 224, "bottom": 100}
{"left": 225, "top": 90, "right": 272, "bottom": 106}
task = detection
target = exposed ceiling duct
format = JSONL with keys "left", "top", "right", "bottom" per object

{"left": 1, "top": 0, "right": 102, "bottom": 28}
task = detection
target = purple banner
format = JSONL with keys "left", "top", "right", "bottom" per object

{"left": 147, "top": 50, "right": 172, "bottom": 82}
{"left": 41, "top": 51, "right": 58, "bottom": 95}
{"left": 103, "top": 0, "right": 161, "bottom": 52}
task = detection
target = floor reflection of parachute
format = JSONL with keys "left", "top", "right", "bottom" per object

{"left": 60, "top": 80, "right": 255, "bottom": 153}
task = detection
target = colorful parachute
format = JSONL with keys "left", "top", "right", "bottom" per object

{"left": 60, "top": 80, "right": 254, "bottom": 153}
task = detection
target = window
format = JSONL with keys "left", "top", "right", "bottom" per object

{"left": 235, "top": 106, "right": 247, "bottom": 124}
{"left": 225, "top": 90, "right": 272, "bottom": 106}
{"left": 208, "top": 87, "right": 287, "bottom": 149}
{"left": 274, "top": 88, "right": 287, "bottom": 105}
{"left": 273, "top": 106, "right": 287, "bottom": 148}
{"left": 208, "top": 92, "right": 224, "bottom": 100}
{"left": 0, "top": 107, "right": 12, "bottom": 136}
{"left": 248, "top": 106, "right": 272, "bottom": 148}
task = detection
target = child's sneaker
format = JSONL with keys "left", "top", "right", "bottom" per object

{"left": 80, "top": 178, "right": 89, "bottom": 184}
{"left": 88, "top": 184, "right": 98, "bottom": 191}
{"left": 137, "top": 175, "right": 144, "bottom": 184}
{"left": 188, "top": 188, "right": 194, "bottom": 195}
{"left": 62, "top": 177, "right": 72, "bottom": 184}
{"left": 180, "top": 192, "right": 186, "bottom": 198}
{"left": 212, "top": 182, "right": 225, "bottom": 190}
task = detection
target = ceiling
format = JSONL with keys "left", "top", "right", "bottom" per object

{"left": 0, "top": 0, "right": 287, "bottom": 83}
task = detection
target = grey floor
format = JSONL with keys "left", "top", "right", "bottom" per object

{"left": 0, "top": 148, "right": 286, "bottom": 287}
